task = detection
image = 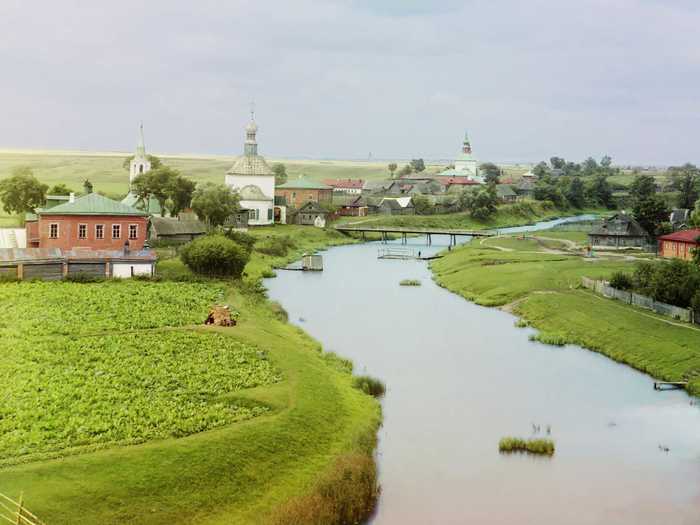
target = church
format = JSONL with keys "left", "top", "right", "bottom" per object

{"left": 438, "top": 131, "right": 484, "bottom": 183}
{"left": 121, "top": 123, "right": 163, "bottom": 215}
{"left": 224, "top": 112, "right": 275, "bottom": 226}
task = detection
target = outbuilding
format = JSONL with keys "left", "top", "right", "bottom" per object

{"left": 657, "top": 228, "right": 700, "bottom": 261}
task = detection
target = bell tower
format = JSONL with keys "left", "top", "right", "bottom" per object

{"left": 129, "top": 122, "right": 152, "bottom": 184}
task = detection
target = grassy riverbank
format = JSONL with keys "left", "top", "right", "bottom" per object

{"left": 432, "top": 237, "right": 700, "bottom": 395}
{"left": 0, "top": 227, "right": 381, "bottom": 524}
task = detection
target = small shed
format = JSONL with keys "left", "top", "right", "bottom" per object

{"left": 150, "top": 216, "right": 207, "bottom": 243}
{"left": 302, "top": 253, "right": 323, "bottom": 271}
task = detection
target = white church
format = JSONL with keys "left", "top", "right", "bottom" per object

{"left": 438, "top": 131, "right": 484, "bottom": 183}
{"left": 121, "top": 123, "right": 162, "bottom": 215}
{"left": 224, "top": 112, "right": 275, "bottom": 226}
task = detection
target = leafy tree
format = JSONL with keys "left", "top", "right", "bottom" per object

{"left": 565, "top": 176, "right": 586, "bottom": 208}
{"left": 609, "top": 271, "right": 633, "bottom": 290}
{"left": 600, "top": 155, "right": 612, "bottom": 169}
{"left": 83, "top": 179, "right": 93, "bottom": 194}
{"left": 632, "top": 196, "right": 668, "bottom": 237}
{"left": 550, "top": 157, "right": 566, "bottom": 169}
{"left": 48, "top": 183, "right": 73, "bottom": 196}
{"left": 668, "top": 163, "right": 700, "bottom": 209}
{"left": 458, "top": 188, "right": 473, "bottom": 211}
{"left": 629, "top": 174, "right": 657, "bottom": 204}
{"left": 122, "top": 154, "right": 163, "bottom": 171}
{"left": 131, "top": 167, "right": 195, "bottom": 216}
{"left": 534, "top": 177, "right": 566, "bottom": 208}
{"left": 388, "top": 163, "right": 398, "bottom": 178}
{"left": 191, "top": 183, "right": 240, "bottom": 229}
{"left": 411, "top": 194, "right": 433, "bottom": 215}
{"left": 0, "top": 167, "right": 48, "bottom": 214}
{"left": 398, "top": 164, "right": 413, "bottom": 177}
{"left": 532, "top": 161, "right": 550, "bottom": 178}
{"left": 468, "top": 184, "right": 498, "bottom": 220}
{"left": 690, "top": 200, "right": 700, "bottom": 227}
{"left": 480, "top": 162, "right": 501, "bottom": 184}
{"left": 272, "top": 163, "right": 287, "bottom": 186}
{"left": 581, "top": 157, "right": 598, "bottom": 177}
{"left": 586, "top": 174, "right": 614, "bottom": 209}
{"left": 168, "top": 175, "right": 196, "bottom": 216}
{"left": 410, "top": 159, "right": 426, "bottom": 172}
{"left": 180, "top": 235, "right": 250, "bottom": 278}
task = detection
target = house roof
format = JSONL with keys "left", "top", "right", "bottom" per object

{"left": 40, "top": 193, "right": 149, "bottom": 217}
{"left": 226, "top": 155, "right": 274, "bottom": 177}
{"left": 150, "top": 216, "right": 207, "bottom": 236}
{"left": 362, "top": 180, "right": 391, "bottom": 192}
{"left": 121, "top": 191, "right": 163, "bottom": 215}
{"left": 323, "top": 178, "right": 364, "bottom": 189}
{"left": 435, "top": 176, "right": 482, "bottom": 186}
{"left": 63, "top": 248, "right": 157, "bottom": 262}
{"left": 277, "top": 176, "right": 331, "bottom": 190}
{"left": 0, "top": 248, "right": 63, "bottom": 263}
{"left": 297, "top": 201, "right": 327, "bottom": 214}
{"left": 657, "top": 228, "right": 700, "bottom": 243}
{"left": 496, "top": 185, "right": 517, "bottom": 198}
{"left": 589, "top": 214, "right": 649, "bottom": 237}
{"left": 380, "top": 197, "right": 413, "bottom": 209}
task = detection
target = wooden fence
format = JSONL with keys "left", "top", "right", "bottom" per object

{"left": 0, "top": 493, "right": 46, "bottom": 525}
{"left": 581, "top": 277, "right": 696, "bottom": 324}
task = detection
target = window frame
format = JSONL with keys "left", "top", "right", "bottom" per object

{"left": 49, "top": 223, "right": 59, "bottom": 239}
{"left": 95, "top": 224, "right": 104, "bottom": 240}
{"left": 128, "top": 224, "right": 138, "bottom": 240}
{"left": 112, "top": 224, "right": 121, "bottom": 239}
{"left": 78, "top": 223, "right": 88, "bottom": 240}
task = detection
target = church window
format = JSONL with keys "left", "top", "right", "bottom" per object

{"left": 78, "top": 224, "right": 87, "bottom": 239}
{"left": 49, "top": 223, "right": 59, "bottom": 239}
{"left": 95, "top": 224, "right": 104, "bottom": 239}
{"left": 112, "top": 224, "right": 121, "bottom": 239}
{"left": 129, "top": 224, "right": 138, "bottom": 240}
{"left": 139, "top": 164, "right": 144, "bottom": 174}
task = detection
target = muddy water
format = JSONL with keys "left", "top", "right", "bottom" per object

{"left": 265, "top": 218, "right": 700, "bottom": 524}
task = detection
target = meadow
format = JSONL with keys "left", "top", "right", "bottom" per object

{"left": 431, "top": 238, "right": 700, "bottom": 394}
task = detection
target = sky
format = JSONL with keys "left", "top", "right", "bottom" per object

{"left": 1, "top": 0, "right": 699, "bottom": 165}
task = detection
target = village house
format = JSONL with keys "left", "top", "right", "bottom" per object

{"left": 275, "top": 176, "right": 332, "bottom": 208}
{"left": 657, "top": 228, "right": 700, "bottom": 261}
{"left": 377, "top": 197, "right": 415, "bottom": 215}
{"left": 25, "top": 192, "right": 150, "bottom": 251}
{"left": 289, "top": 201, "right": 329, "bottom": 226}
{"left": 323, "top": 179, "right": 364, "bottom": 194}
{"left": 515, "top": 178, "right": 536, "bottom": 199}
{"left": 588, "top": 213, "right": 649, "bottom": 248}
{"left": 496, "top": 184, "right": 518, "bottom": 203}
{"left": 149, "top": 216, "right": 207, "bottom": 243}
{"left": 334, "top": 195, "right": 369, "bottom": 217}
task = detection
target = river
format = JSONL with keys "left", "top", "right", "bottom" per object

{"left": 265, "top": 217, "right": 700, "bottom": 525}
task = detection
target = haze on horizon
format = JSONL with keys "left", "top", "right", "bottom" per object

{"left": 1, "top": 0, "right": 698, "bottom": 166}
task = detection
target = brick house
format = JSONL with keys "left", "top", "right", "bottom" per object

{"left": 657, "top": 228, "right": 700, "bottom": 261}
{"left": 26, "top": 193, "right": 149, "bottom": 250}
{"left": 275, "top": 177, "right": 332, "bottom": 208}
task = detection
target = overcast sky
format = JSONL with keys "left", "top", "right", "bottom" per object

{"left": 1, "top": 0, "right": 699, "bottom": 165}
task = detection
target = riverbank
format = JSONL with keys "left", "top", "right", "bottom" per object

{"left": 0, "top": 227, "right": 381, "bottom": 524}
{"left": 431, "top": 235, "right": 700, "bottom": 395}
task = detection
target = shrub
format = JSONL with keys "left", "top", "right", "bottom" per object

{"left": 180, "top": 235, "right": 250, "bottom": 278}
{"left": 255, "top": 235, "right": 297, "bottom": 257}
{"left": 609, "top": 271, "right": 633, "bottom": 291}
{"left": 499, "top": 437, "right": 555, "bottom": 456}
{"left": 269, "top": 301, "right": 288, "bottom": 322}
{"left": 269, "top": 453, "right": 378, "bottom": 525}
{"left": 352, "top": 375, "right": 385, "bottom": 398}
{"left": 224, "top": 230, "right": 256, "bottom": 253}
{"left": 691, "top": 290, "right": 700, "bottom": 314}
{"left": 322, "top": 352, "right": 354, "bottom": 374}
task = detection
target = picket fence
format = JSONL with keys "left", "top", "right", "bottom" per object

{"left": 0, "top": 492, "right": 46, "bottom": 525}
{"left": 581, "top": 277, "right": 696, "bottom": 324}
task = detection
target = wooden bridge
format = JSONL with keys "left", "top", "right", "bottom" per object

{"left": 335, "top": 225, "right": 496, "bottom": 246}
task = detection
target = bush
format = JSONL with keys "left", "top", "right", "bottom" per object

{"left": 322, "top": 352, "right": 354, "bottom": 374}
{"left": 180, "top": 235, "right": 250, "bottom": 278}
{"left": 255, "top": 235, "right": 296, "bottom": 257}
{"left": 224, "top": 230, "right": 256, "bottom": 253}
{"left": 609, "top": 271, "right": 633, "bottom": 291}
{"left": 352, "top": 375, "right": 385, "bottom": 398}
{"left": 691, "top": 290, "right": 700, "bottom": 314}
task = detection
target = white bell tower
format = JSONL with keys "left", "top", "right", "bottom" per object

{"left": 129, "top": 122, "right": 152, "bottom": 184}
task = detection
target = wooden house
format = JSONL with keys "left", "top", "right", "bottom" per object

{"left": 657, "top": 228, "right": 700, "bottom": 261}
{"left": 149, "top": 216, "right": 207, "bottom": 243}
{"left": 588, "top": 213, "right": 649, "bottom": 248}
{"left": 290, "top": 201, "right": 329, "bottom": 226}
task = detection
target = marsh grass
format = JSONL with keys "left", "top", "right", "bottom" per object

{"left": 499, "top": 437, "right": 555, "bottom": 456}
{"left": 352, "top": 375, "right": 386, "bottom": 398}
{"left": 399, "top": 279, "right": 421, "bottom": 286}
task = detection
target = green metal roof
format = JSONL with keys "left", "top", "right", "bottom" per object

{"left": 277, "top": 176, "right": 331, "bottom": 190}
{"left": 121, "top": 191, "right": 163, "bottom": 215}
{"left": 38, "top": 192, "right": 149, "bottom": 217}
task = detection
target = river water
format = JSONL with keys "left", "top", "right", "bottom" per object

{"left": 265, "top": 217, "right": 700, "bottom": 525}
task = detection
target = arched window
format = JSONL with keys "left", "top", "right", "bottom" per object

{"left": 139, "top": 164, "right": 144, "bottom": 174}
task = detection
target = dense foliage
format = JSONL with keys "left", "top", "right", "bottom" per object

{"left": 131, "top": 166, "right": 195, "bottom": 216}
{"left": 190, "top": 182, "right": 240, "bottom": 228}
{"left": 180, "top": 235, "right": 250, "bottom": 277}
{"left": 0, "top": 166, "right": 48, "bottom": 214}
{"left": 1, "top": 331, "right": 279, "bottom": 463}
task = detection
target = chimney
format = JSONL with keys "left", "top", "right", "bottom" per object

{"left": 69, "top": 192, "right": 75, "bottom": 203}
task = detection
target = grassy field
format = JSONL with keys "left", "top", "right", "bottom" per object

{"left": 431, "top": 238, "right": 700, "bottom": 395}
{"left": 0, "top": 228, "right": 381, "bottom": 524}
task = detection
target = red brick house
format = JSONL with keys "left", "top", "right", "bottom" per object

{"left": 26, "top": 193, "right": 150, "bottom": 250}
{"left": 657, "top": 228, "right": 700, "bottom": 261}
{"left": 275, "top": 177, "right": 333, "bottom": 208}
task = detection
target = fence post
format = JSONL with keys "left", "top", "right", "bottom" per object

{"left": 15, "top": 492, "right": 22, "bottom": 525}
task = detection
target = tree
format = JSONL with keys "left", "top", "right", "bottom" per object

{"left": 409, "top": 159, "right": 426, "bottom": 172}
{"left": 122, "top": 154, "right": 162, "bottom": 171}
{"left": 581, "top": 157, "right": 598, "bottom": 177}
{"left": 272, "top": 163, "right": 287, "bottom": 186}
{"left": 550, "top": 157, "right": 566, "bottom": 169}
{"left": 629, "top": 174, "right": 656, "bottom": 204}
{"left": 586, "top": 174, "right": 614, "bottom": 208}
{"left": 191, "top": 183, "right": 240, "bottom": 229}
{"left": 0, "top": 167, "right": 48, "bottom": 214}
{"left": 468, "top": 184, "right": 498, "bottom": 219}
{"left": 690, "top": 200, "right": 700, "bottom": 227}
{"left": 600, "top": 155, "right": 612, "bottom": 169}
{"left": 632, "top": 196, "right": 668, "bottom": 237}
{"left": 668, "top": 163, "right": 700, "bottom": 209}
{"left": 48, "top": 183, "right": 73, "bottom": 196}
{"left": 534, "top": 177, "right": 566, "bottom": 208}
{"left": 565, "top": 176, "right": 586, "bottom": 208}
{"left": 398, "top": 164, "right": 413, "bottom": 177}
{"left": 180, "top": 235, "right": 250, "bottom": 278}
{"left": 480, "top": 163, "right": 501, "bottom": 184}
{"left": 83, "top": 179, "right": 93, "bottom": 194}
{"left": 411, "top": 194, "right": 433, "bottom": 215}
{"left": 532, "top": 161, "right": 550, "bottom": 179}
{"left": 388, "top": 163, "right": 398, "bottom": 178}
{"left": 167, "top": 175, "right": 196, "bottom": 216}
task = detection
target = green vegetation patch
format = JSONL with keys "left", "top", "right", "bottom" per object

{"left": 0, "top": 281, "right": 222, "bottom": 337}
{"left": 1, "top": 331, "right": 280, "bottom": 464}
{"left": 399, "top": 279, "right": 421, "bottom": 286}
{"left": 499, "top": 437, "right": 555, "bottom": 456}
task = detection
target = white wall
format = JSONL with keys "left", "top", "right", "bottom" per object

{"left": 241, "top": 199, "right": 274, "bottom": 226}
{"left": 225, "top": 174, "right": 275, "bottom": 199}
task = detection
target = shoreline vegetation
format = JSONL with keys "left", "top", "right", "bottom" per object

{"left": 499, "top": 437, "right": 555, "bottom": 456}
{"left": 431, "top": 228, "right": 700, "bottom": 397}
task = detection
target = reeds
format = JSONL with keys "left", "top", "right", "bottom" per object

{"left": 499, "top": 437, "right": 555, "bottom": 456}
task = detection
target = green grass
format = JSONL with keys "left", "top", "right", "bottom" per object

{"left": 432, "top": 239, "right": 700, "bottom": 396}
{"left": 0, "top": 227, "right": 382, "bottom": 524}
{"left": 498, "top": 437, "right": 555, "bottom": 456}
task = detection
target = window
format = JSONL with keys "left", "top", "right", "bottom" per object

{"left": 129, "top": 224, "right": 138, "bottom": 240}
{"left": 49, "top": 223, "right": 59, "bottom": 239}
{"left": 267, "top": 208, "right": 273, "bottom": 220}
{"left": 112, "top": 224, "right": 121, "bottom": 239}
{"left": 78, "top": 224, "right": 87, "bottom": 239}
{"left": 248, "top": 209, "right": 259, "bottom": 221}
{"left": 139, "top": 164, "right": 144, "bottom": 173}
{"left": 95, "top": 224, "right": 104, "bottom": 239}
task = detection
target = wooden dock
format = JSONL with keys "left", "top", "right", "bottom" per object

{"left": 653, "top": 381, "right": 688, "bottom": 390}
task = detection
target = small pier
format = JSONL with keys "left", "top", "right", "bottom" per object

{"left": 653, "top": 381, "right": 688, "bottom": 390}
{"left": 378, "top": 247, "right": 416, "bottom": 260}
